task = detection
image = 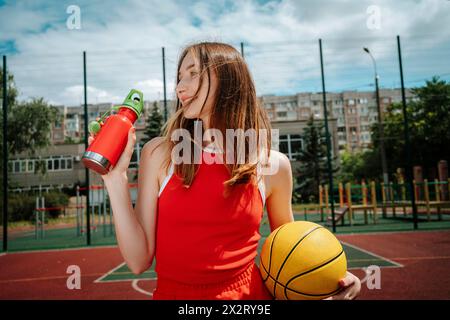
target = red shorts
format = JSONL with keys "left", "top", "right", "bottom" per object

{"left": 152, "top": 262, "right": 273, "bottom": 300}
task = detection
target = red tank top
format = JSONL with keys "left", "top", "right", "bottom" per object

{"left": 155, "top": 148, "right": 266, "bottom": 284}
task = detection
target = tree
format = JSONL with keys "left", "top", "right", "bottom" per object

{"left": 294, "top": 116, "right": 338, "bottom": 203}
{"left": 365, "top": 76, "right": 450, "bottom": 179}
{"left": 0, "top": 68, "right": 61, "bottom": 192}
{"left": 142, "top": 101, "right": 163, "bottom": 144}
{"left": 0, "top": 67, "right": 18, "bottom": 107}
{"left": 337, "top": 149, "right": 380, "bottom": 183}
{"left": 64, "top": 136, "right": 77, "bottom": 144}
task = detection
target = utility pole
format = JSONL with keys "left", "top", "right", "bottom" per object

{"left": 364, "top": 47, "right": 389, "bottom": 191}
{"left": 319, "top": 39, "right": 337, "bottom": 233}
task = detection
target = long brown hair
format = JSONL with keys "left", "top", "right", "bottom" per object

{"left": 158, "top": 42, "right": 272, "bottom": 194}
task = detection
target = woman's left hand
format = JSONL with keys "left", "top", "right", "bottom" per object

{"left": 325, "top": 271, "right": 361, "bottom": 300}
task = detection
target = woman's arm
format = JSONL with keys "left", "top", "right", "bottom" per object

{"left": 103, "top": 136, "right": 164, "bottom": 275}
{"left": 265, "top": 150, "right": 295, "bottom": 231}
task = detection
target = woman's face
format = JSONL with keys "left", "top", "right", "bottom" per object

{"left": 176, "top": 51, "right": 217, "bottom": 120}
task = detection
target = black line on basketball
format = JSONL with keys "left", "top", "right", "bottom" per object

{"left": 259, "top": 260, "right": 345, "bottom": 299}
{"left": 284, "top": 249, "right": 345, "bottom": 300}
{"left": 262, "top": 223, "right": 289, "bottom": 283}
{"left": 272, "top": 226, "right": 323, "bottom": 298}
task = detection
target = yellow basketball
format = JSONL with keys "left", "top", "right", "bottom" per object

{"left": 259, "top": 221, "right": 347, "bottom": 300}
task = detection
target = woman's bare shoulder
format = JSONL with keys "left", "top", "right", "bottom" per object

{"left": 262, "top": 149, "right": 291, "bottom": 174}
{"left": 142, "top": 136, "right": 166, "bottom": 155}
{"left": 262, "top": 149, "right": 292, "bottom": 197}
{"left": 140, "top": 137, "right": 171, "bottom": 179}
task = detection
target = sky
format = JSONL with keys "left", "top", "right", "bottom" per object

{"left": 0, "top": 0, "right": 449, "bottom": 106}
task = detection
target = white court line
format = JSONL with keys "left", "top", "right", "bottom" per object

{"left": 94, "top": 262, "right": 157, "bottom": 283}
{"left": 94, "top": 262, "right": 126, "bottom": 283}
{"left": 5, "top": 245, "right": 118, "bottom": 255}
{"left": 336, "top": 228, "right": 450, "bottom": 237}
{"left": 98, "top": 274, "right": 157, "bottom": 283}
{"left": 348, "top": 265, "right": 402, "bottom": 271}
{"left": 132, "top": 279, "right": 157, "bottom": 297}
{"left": 94, "top": 278, "right": 139, "bottom": 284}
{"left": 340, "top": 240, "right": 404, "bottom": 268}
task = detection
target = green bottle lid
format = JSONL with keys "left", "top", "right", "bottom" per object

{"left": 118, "top": 89, "right": 144, "bottom": 118}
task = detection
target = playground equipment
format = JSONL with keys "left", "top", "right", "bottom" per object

{"left": 76, "top": 185, "right": 114, "bottom": 237}
{"left": 318, "top": 177, "right": 450, "bottom": 227}
{"left": 379, "top": 179, "right": 450, "bottom": 221}
{"left": 380, "top": 181, "right": 409, "bottom": 219}
{"left": 31, "top": 184, "right": 118, "bottom": 240}
{"left": 320, "top": 181, "right": 378, "bottom": 226}
{"left": 33, "top": 196, "right": 70, "bottom": 239}
{"left": 414, "top": 179, "right": 449, "bottom": 220}
{"left": 34, "top": 196, "right": 45, "bottom": 239}
{"left": 74, "top": 182, "right": 138, "bottom": 237}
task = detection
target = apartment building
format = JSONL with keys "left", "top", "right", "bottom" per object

{"left": 8, "top": 89, "right": 413, "bottom": 190}
{"left": 53, "top": 100, "right": 172, "bottom": 143}
{"left": 261, "top": 88, "right": 414, "bottom": 153}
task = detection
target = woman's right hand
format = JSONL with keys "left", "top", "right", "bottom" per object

{"left": 88, "top": 126, "right": 137, "bottom": 181}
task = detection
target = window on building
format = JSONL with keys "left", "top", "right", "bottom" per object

{"left": 280, "top": 136, "right": 289, "bottom": 155}
{"left": 279, "top": 134, "right": 303, "bottom": 161}
{"left": 9, "top": 159, "right": 36, "bottom": 173}
{"left": 290, "top": 138, "right": 302, "bottom": 159}
{"left": 301, "top": 111, "right": 310, "bottom": 118}
{"left": 11, "top": 156, "right": 74, "bottom": 174}
{"left": 54, "top": 159, "right": 60, "bottom": 170}
{"left": 39, "top": 156, "right": 74, "bottom": 172}
{"left": 27, "top": 160, "right": 34, "bottom": 172}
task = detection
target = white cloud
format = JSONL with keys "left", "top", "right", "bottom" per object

{"left": 1, "top": 0, "right": 449, "bottom": 106}
{"left": 58, "top": 85, "right": 122, "bottom": 106}
{"left": 133, "top": 78, "right": 176, "bottom": 101}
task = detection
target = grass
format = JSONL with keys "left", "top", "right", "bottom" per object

{"left": 7, "top": 215, "right": 79, "bottom": 229}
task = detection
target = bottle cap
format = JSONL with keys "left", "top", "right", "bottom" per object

{"left": 118, "top": 89, "right": 144, "bottom": 118}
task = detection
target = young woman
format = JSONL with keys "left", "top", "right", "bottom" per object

{"left": 88, "top": 42, "right": 361, "bottom": 300}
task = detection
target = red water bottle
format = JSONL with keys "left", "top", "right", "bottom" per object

{"left": 82, "top": 89, "right": 144, "bottom": 175}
